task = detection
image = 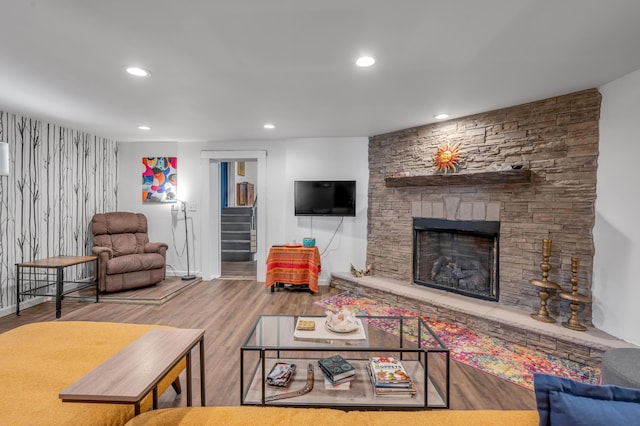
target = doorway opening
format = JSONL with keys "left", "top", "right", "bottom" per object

{"left": 200, "top": 150, "right": 267, "bottom": 282}
{"left": 220, "top": 160, "right": 257, "bottom": 279}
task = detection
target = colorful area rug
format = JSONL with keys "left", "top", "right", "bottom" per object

{"left": 316, "top": 291, "right": 601, "bottom": 390}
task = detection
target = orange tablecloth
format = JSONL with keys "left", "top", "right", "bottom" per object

{"left": 265, "top": 246, "right": 321, "bottom": 293}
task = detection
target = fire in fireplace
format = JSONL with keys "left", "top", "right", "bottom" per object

{"left": 413, "top": 218, "right": 499, "bottom": 301}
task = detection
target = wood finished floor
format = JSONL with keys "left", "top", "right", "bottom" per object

{"left": 0, "top": 278, "right": 536, "bottom": 411}
{"left": 221, "top": 261, "right": 257, "bottom": 278}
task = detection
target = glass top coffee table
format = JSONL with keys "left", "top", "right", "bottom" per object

{"left": 240, "top": 315, "right": 449, "bottom": 410}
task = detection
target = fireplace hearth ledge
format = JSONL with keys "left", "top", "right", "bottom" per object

{"left": 329, "top": 272, "right": 638, "bottom": 368}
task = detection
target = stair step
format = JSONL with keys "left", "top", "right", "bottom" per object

{"left": 222, "top": 207, "right": 252, "bottom": 213}
{"left": 222, "top": 242, "right": 251, "bottom": 250}
{"left": 220, "top": 236, "right": 251, "bottom": 244}
{"left": 221, "top": 207, "right": 254, "bottom": 262}
{"left": 221, "top": 223, "right": 250, "bottom": 231}
{"left": 221, "top": 215, "right": 252, "bottom": 223}
{"left": 221, "top": 251, "right": 253, "bottom": 261}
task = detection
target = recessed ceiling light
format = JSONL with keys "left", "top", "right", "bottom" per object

{"left": 126, "top": 66, "right": 151, "bottom": 77}
{"left": 434, "top": 113, "right": 450, "bottom": 120}
{"left": 263, "top": 123, "right": 275, "bottom": 129}
{"left": 356, "top": 56, "right": 375, "bottom": 67}
{"left": 137, "top": 125, "right": 151, "bottom": 130}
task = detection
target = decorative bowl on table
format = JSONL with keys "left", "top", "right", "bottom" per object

{"left": 302, "top": 237, "right": 316, "bottom": 248}
{"left": 325, "top": 309, "right": 359, "bottom": 333}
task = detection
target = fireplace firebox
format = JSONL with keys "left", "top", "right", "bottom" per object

{"left": 413, "top": 218, "right": 499, "bottom": 301}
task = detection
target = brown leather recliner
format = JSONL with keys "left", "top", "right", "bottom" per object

{"left": 91, "top": 212, "right": 168, "bottom": 293}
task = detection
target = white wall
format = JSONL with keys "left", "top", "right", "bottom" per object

{"left": 236, "top": 160, "right": 257, "bottom": 185}
{"left": 117, "top": 143, "right": 186, "bottom": 276}
{"left": 594, "top": 69, "right": 640, "bottom": 345}
{"left": 285, "top": 138, "right": 369, "bottom": 284}
{"left": 229, "top": 160, "right": 257, "bottom": 207}
{"left": 118, "top": 137, "right": 369, "bottom": 284}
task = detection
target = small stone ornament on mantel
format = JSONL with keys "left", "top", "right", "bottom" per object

{"left": 491, "top": 163, "right": 523, "bottom": 171}
{"left": 350, "top": 263, "right": 372, "bottom": 277}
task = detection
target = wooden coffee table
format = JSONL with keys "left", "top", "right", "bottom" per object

{"left": 15, "top": 255, "right": 99, "bottom": 318}
{"left": 60, "top": 328, "right": 206, "bottom": 415}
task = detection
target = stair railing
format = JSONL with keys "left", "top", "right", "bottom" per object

{"left": 250, "top": 195, "right": 258, "bottom": 231}
{"left": 250, "top": 196, "right": 258, "bottom": 254}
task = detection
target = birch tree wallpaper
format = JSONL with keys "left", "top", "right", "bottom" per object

{"left": 0, "top": 110, "right": 118, "bottom": 312}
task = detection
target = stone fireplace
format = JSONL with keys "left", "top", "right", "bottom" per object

{"left": 366, "top": 89, "right": 600, "bottom": 322}
{"left": 413, "top": 218, "right": 499, "bottom": 301}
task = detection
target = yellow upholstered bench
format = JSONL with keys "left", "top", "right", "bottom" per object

{"left": 0, "top": 321, "right": 185, "bottom": 426}
{"left": 126, "top": 406, "right": 539, "bottom": 425}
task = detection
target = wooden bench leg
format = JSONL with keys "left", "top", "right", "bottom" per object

{"left": 171, "top": 377, "right": 182, "bottom": 394}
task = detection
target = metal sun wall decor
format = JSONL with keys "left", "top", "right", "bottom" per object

{"left": 433, "top": 142, "right": 465, "bottom": 173}
{"left": 142, "top": 157, "right": 177, "bottom": 203}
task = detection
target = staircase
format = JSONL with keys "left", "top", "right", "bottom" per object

{"left": 221, "top": 207, "right": 253, "bottom": 261}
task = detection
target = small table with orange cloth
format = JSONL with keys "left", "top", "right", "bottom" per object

{"left": 265, "top": 245, "right": 321, "bottom": 293}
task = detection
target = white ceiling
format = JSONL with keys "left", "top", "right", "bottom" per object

{"left": 1, "top": 0, "right": 640, "bottom": 142}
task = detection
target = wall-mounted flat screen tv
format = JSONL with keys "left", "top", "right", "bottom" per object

{"left": 294, "top": 180, "right": 356, "bottom": 217}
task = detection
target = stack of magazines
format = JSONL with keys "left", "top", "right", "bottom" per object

{"left": 266, "top": 362, "right": 296, "bottom": 387}
{"left": 366, "top": 356, "right": 417, "bottom": 396}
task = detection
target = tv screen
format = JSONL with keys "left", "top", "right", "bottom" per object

{"left": 294, "top": 181, "right": 356, "bottom": 217}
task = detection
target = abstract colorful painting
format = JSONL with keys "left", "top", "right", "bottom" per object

{"left": 142, "top": 157, "right": 177, "bottom": 203}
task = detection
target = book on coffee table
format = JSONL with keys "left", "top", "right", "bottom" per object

{"left": 323, "top": 375, "right": 354, "bottom": 390}
{"left": 318, "top": 355, "right": 356, "bottom": 382}
{"left": 296, "top": 320, "right": 316, "bottom": 331}
{"left": 366, "top": 363, "right": 417, "bottom": 396}
{"left": 369, "top": 356, "right": 411, "bottom": 385}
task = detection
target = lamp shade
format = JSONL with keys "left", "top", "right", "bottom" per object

{"left": 0, "top": 142, "right": 9, "bottom": 176}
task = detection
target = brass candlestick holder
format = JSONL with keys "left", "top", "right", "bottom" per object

{"left": 559, "top": 258, "right": 592, "bottom": 331}
{"left": 530, "top": 239, "right": 561, "bottom": 323}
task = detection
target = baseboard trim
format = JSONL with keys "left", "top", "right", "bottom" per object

{"left": 0, "top": 296, "right": 49, "bottom": 318}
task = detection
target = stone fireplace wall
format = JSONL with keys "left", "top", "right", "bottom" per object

{"left": 367, "top": 89, "right": 600, "bottom": 321}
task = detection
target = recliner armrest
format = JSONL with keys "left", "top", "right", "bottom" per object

{"left": 92, "top": 246, "right": 113, "bottom": 259}
{"left": 145, "top": 242, "right": 169, "bottom": 253}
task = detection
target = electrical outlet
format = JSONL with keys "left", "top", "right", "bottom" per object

{"left": 189, "top": 202, "right": 197, "bottom": 212}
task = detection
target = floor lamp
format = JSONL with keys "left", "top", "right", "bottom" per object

{"left": 177, "top": 200, "right": 196, "bottom": 281}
